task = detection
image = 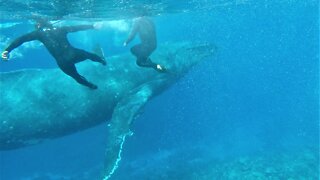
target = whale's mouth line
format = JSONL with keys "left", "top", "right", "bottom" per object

{"left": 185, "top": 43, "right": 217, "bottom": 56}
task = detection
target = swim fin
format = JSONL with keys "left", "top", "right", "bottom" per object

{"left": 155, "top": 64, "right": 167, "bottom": 73}
{"left": 93, "top": 43, "right": 105, "bottom": 59}
{"left": 93, "top": 43, "right": 107, "bottom": 65}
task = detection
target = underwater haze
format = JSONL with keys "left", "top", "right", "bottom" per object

{"left": 0, "top": 0, "right": 319, "bottom": 179}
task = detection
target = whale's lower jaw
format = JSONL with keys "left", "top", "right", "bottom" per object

{"left": 0, "top": 138, "right": 43, "bottom": 151}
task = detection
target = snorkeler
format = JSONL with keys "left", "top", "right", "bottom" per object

{"left": 123, "top": 15, "right": 166, "bottom": 72}
{"left": 1, "top": 19, "right": 106, "bottom": 89}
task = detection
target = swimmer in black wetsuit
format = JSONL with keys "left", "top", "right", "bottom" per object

{"left": 1, "top": 19, "right": 106, "bottom": 89}
{"left": 123, "top": 16, "right": 166, "bottom": 72}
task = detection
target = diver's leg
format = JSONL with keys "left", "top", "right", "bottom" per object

{"left": 74, "top": 49, "right": 106, "bottom": 65}
{"left": 130, "top": 44, "right": 144, "bottom": 57}
{"left": 131, "top": 45, "right": 153, "bottom": 67}
{"left": 132, "top": 45, "right": 166, "bottom": 72}
{"left": 136, "top": 57, "right": 157, "bottom": 69}
{"left": 137, "top": 57, "right": 166, "bottom": 72}
{"left": 59, "top": 64, "right": 98, "bottom": 89}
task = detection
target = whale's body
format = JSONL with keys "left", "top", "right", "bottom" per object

{"left": 0, "top": 42, "right": 215, "bottom": 178}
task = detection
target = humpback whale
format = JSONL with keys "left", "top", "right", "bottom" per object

{"left": 0, "top": 42, "right": 215, "bottom": 179}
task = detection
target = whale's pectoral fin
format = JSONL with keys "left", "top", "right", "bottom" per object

{"left": 102, "top": 85, "right": 153, "bottom": 180}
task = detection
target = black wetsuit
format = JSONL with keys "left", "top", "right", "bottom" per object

{"left": 5, "top": 25, "right": 105, "bottom": 89}
{"left": 125, "top": 17, "right": 158, "bottom": 70}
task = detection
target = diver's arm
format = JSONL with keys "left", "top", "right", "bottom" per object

{"left": 124, "top": 21, "right": 139, "bottom": 45}
{"left": 5, "top": 31, "right": 38, "bottom": 53}
{"left": 62, "top": 25, "right": 94, "bottom": 33}
{"left": 2, "top": 31, "right": 38, "bottom": 60}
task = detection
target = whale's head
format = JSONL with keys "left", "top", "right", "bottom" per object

{"left": 154, "top": 42, "right": 217, "bottom": 75}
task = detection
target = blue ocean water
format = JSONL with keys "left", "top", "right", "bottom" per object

{"left": 0, "top": 0, "right": 319, "bottom": 179}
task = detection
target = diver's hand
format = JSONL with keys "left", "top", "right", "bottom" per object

{"left": 93, "top": 22, "right": 103, "bottom": 30}
{"left": 1, "top": 51, "right": 9, "bottom": 61}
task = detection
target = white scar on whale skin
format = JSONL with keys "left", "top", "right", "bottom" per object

{"left": 0, "top": 41, "right": 216, "bottom": 178}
